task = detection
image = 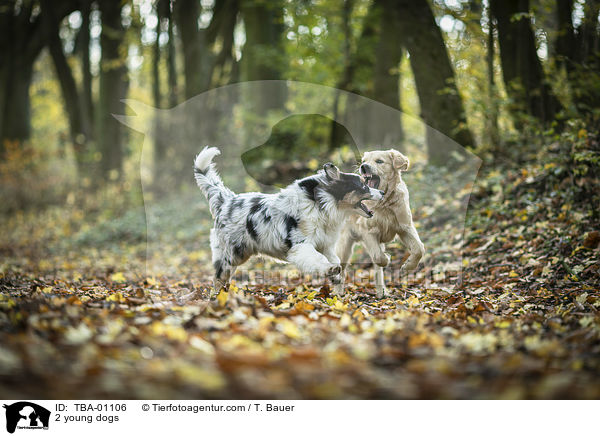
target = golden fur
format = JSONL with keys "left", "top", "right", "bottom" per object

{"left": 334, "top": 149, "right": 425, "bottom": 298}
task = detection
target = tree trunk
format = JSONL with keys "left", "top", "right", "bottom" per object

{"left": 491, "top": 0, "right": 562, "bottom": 125}
{"left": 42, "top": 0, "right": 87, "bottom": 151}
{"left": 556, "top": 0, "right": 600, "bottom": 117}
{"left": 98, "top": 0, "right": 128, "bottom": 178}
{"left": 371, "top": 0, "right": 403, "bottom": 146}
{"left": 556, "top": 0, "right": 576, "bottom": 70}
{"left": 330, "top": 0, "right": 356, "bottom": 151}
{"left": 578, "top": 0, "right": 600, "bottom": 62}
{"left": 487, "top": 2, "right": 499, "bottom": 148}
{"left": 241, "top": 0, "right": 287, "bottom": 113}
{"left": 153, "top": 0, "right": 163, "bottom": 110}
{"left": 332, "top": 0, "right": 404, "bottom": 150}
{"left": 0, "top": 2, "right": 44, "bottom": 149}
{"left": 153, "top": 0, "right": 168, "bottom": 188}
{"left": 212, "top": 0, "right": 239, "bottom": 86}
{"left": 0, "top": 61, "right": 34, "bottom": 146}
{"left": 174, "top": 0, "right": 208, "bottom": 98}
{"left": 393, "top": 0, "right": 475, "bottom": 165}
{"left": 79, "top": 0, "right": 94, "bottom": 140}
{"left": 166, "top": 0, "right": 178, "bottom": 108}
{"left": 0, "top": 8, "right": 11, "bottom": 153}
{"left": 0, "top": 1, "right": 81, "bottom": 154}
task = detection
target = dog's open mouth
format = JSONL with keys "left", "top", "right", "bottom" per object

{"left": 355, "top": 200, "right": 373, "bottom": 218}
{"left": 363, "top": 173, "right": 381, "bottom": 189}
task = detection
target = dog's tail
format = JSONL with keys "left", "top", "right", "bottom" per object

{"left": 194, "top": 147, "right": 234, "bottom": 217}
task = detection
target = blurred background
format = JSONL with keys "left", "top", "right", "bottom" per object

{"left": 2, "top": 0, "right": 598, "bottom": 202}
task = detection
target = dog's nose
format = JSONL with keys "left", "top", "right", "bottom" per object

{"left": 360, "top": 163, "right": 370, "bottom": 174}
{"left": 379, "top": 190, "right": 384, "bottom": 196}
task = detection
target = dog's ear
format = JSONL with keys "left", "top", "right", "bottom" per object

{"left": 323, "top": 163, "right": 341, "bottom": 180}
{"left": 389, "top": 149, "right": 409, "bottom": 171}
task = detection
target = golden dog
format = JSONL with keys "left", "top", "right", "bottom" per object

{"left": 334, "top": 149, "right": 425, "bottom": 298}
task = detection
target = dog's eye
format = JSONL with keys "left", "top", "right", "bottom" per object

{"left": 375, "top": 159, "right": 384, "bottom": 164}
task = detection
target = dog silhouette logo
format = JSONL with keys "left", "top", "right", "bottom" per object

{"left": 3, "top": 402, "right": 50, "bottom": 433}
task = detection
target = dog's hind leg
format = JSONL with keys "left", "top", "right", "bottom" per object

{"left": 362, "top": 235, "right": 390, "bottom": 299}
{"left": 209, "top": 228, "right": 236, "bottom": 298}
{"left": 212, "top": 258, "right": 236, "bottom": 298}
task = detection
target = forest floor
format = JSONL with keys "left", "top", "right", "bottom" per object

{"left": 1, "top": 139, "right": 599, "bottom": 399}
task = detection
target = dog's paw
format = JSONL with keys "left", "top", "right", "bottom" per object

{"left": 400, "top": 261, "right": 418, "bottom": 273}
{"left": 375, "top": 253, "right": 391, "bottom": 267}
{"left": 327, "top": 264, "right": 342, "bottom": 277}
{"left": 375, "top": 286, "right": 387, "bottom": 299}
{"left": 333, "top": 283, "right": 346, "bottom": 296}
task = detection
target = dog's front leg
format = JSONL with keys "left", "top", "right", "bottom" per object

{"left": 397, "top": 223, "right": 425, "bottom": 273}
{"left": 323, "top": 247, "right": 343, "bottom": 288}
{"left": 374, "top": 268, "right": 386, "bottom": 299}
{"left": 287, "top": 243, "right": 340, "bottom": 279}
{"left": 333, "top": 231, "right": 354, "bottom": 296}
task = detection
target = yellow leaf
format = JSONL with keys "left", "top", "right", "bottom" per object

{"left": 306, "top": 290, "right": 318, "bottom": 300}
{"left": 352, "top": 309, "right": 365, "bottom": 320}
{"left": 229, "top": 281, "right": 240, "bottom": 294}
{"left": 216, "top": 289, "right": 228, "bottom": 306}
{"left": 333, "top": 300, "right": 348, "bottom": 312}
{"left": 174, "top": 362, "right": 225, "bottom": 391}
{"left": 508, "top": 271, "right": 519, "bottom": 278}
{"left": 280, "top": 320, "right": 300, "bottom": 339}
{"left": 406, "top": 295, "right": 420, "bottom": 307}
{"left": 151, "top": 321, "right": 187, "bottom": 341}
{"left": 66, "top": 295, "right": 82, "bottom": 305}
{"left": 107, "top": 292, "right": 125, "bottom": 303}
{"left": 295, "top": 300, "right": 314, "bottom": 312}
{"left": 110, "top": 272, "right": 126, "bottom": 282}
{"left": 189, "top": 336, "right": 216, "bottom": 356}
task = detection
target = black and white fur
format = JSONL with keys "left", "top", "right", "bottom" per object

{"left": 194, "top": 146, "right": 384, "bottom": 295}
